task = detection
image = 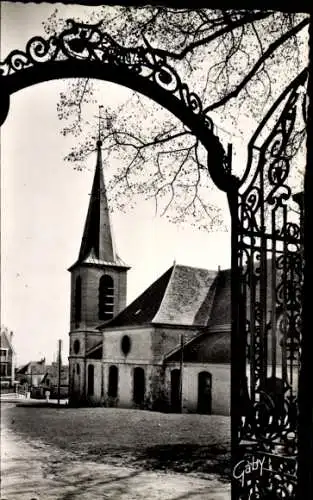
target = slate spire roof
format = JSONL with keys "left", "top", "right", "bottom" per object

{"left": 70, "top": 140, "right": 129, "bottom": 270}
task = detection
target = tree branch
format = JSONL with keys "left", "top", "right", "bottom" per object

{"left": 152, "top": 11, "right": 274, "bottom": 60}
{"left": 204, "top": 17, "right": 309, "bottom": 113}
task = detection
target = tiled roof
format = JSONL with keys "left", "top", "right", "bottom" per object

{"left": 165, "top": 331, "right": 230, "bottom": 364}
{"left": 208, "top": 269, "right": 231, "bottom": 328}
{"left": 16, "top": 359, "right": 46, "bottom": 375}
{"left": 99, "top": 264, "right": 218, "bottom": 329}
{"left": 152, "top": 265, "right": 218, "bottom": 326}
{"left": 0, "top": 330, "right": 14, "bottom": 351}
{"left": 86, "top": 343, "right": 103, "bottom": 359}
{"left": 98, "top": 266, "right": 173, "bottom": 328}
{"left": 207, "top": 260, "right": 286, "bottom": 329}
{"left": 41, "top": 364, "right": 69, "bottom": 385}
{"left": 98, "top": 257, "right": 287, "bottom": 334}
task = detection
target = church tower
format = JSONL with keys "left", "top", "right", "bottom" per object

{"left": 68, "top": 137, "right": 130, "bottom": 402}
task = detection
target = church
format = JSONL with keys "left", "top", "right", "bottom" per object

{"left": 68, "top": 138, "right": 231, "bottom": 415}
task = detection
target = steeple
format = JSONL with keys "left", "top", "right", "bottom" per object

{"left": 68, "top": 116, "right": 130, "bottom": 333}
{"left": 78, "top": 139, "right": 116, "bottom": 263}
{"left": 70, "top": 106, "right": 128, "bottom": 270}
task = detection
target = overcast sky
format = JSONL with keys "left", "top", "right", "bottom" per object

{"left": 0, "top": 2, "right": 233, "bottom": 366}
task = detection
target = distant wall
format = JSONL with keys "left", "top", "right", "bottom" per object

{"left": 164, "top": 362, "right": 230, "bottom": 415}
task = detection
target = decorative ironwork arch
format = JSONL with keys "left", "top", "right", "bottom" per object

{"left": 0, "top": 19, "right": 233, "bottom": 192}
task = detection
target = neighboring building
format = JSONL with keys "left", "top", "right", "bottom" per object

{"left": 15, "top": 358, "right": 46, "bottom": 388}
{"left": 16, "top": 359, "right": 69, "bottom": 399}
{"left": 38, "top": 362, "right": 69, "bottom": 399}
{"left": 0, "top": 328, "right": 16, "bottom": 388}
{"left": 68, "top": 139, "right": 231, "bottom": 415}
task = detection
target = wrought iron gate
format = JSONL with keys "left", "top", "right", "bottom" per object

{"left": 230, "top": 71, "right": 307, "bottom": 499}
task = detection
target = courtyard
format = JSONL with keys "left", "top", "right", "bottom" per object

{"left": 1, "top": 402, "right": 231, "bottom": 499}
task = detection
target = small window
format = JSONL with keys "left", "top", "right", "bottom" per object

{"left": 76, "top": 364, "right": 80, "bottom": 375}
{"left": 121, "top": 335, "right": 131, "bottom": 356}
{"left": 108, "top": 365, "right": 118, "bottom": 398}
{"left": 0, "top": 349, "right": 7, "bottom": 357}
{"left": 73, "top": 339, "right": 80, "bottom": 354}
{"left": 46, "top": 378, "right": 50, "bottom": 386}
{"left": 87, "top": 364, "right": 94, "bottom": 396}
{"left": 99, "top": 275, "right": 114, "bottom": 320}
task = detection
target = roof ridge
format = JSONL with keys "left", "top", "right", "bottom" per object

{"left": 174, "top": 263, "right": 218, "bottom": 273}
{"left": 194, "top": 270, "right": 220, "bottom": 325}
{"left": 151, "top": 265, "right": 175, "bottom": 323}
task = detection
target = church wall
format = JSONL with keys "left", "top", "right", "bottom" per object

{"left": 85, "top": 360, "right": 102, "bottom": 404}
{"left": 164, "top": 363, "right": 230, "bottom": 415}
{"left": 69, "top": 357, "right": 85, "bottom": 404}
{"left": 101, "top": 362, "right": 160, "bottom": 409}
{"left": 204, "top": 363, "right": 230, "bottom": 415}
{"left": 69, "top": 330, "right": 102, "bottom": 376}
{"left": 103, "top": 327, "right": 154, "bottom": 362}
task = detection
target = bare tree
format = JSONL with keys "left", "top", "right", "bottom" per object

{"left": 42, "top": 7, "right": 309, "bottom": 230}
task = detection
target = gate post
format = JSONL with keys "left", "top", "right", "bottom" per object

{"left": 297, "top": 16, "right": 313, "bottom": 500}
{"left": 228, "top": 183, "right": 242, "bottom": 500}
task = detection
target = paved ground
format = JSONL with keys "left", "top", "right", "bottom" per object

{"left": 1, "top": 403, "right": 231, "bottom": 500}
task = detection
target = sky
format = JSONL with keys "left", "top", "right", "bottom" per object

{"left": 0, "top": 2, "right": 232, "bottom": 366}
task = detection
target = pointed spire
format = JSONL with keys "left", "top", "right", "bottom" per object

{"left": 78, "top": 139, "right": 117, "bottom": 263}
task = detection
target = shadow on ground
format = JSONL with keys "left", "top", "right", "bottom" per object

{"left": 84, "top": 443, "right": 231, "bottom": 481}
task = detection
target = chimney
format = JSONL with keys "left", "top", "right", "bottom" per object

{"left": 10, "top": 331, "right": 13, "bottom": 343}
{"left": 218, "top": 265, "right": 221, "bottom": 272}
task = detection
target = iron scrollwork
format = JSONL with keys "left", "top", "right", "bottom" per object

{"left": 234, "top": 70, "right": 307, "bottom": 499}
{"left": 0, "top": 21, "right": 206, "bottom": 119}
{"left": 0, "top": 19, "right": 232, "bottom": 187}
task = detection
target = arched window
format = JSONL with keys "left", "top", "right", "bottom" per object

{"left": 197, "top": 371, "right": 212, "bottom": 414}
{"left": 75, "top": 276, "right": 82, "bottom": 326}
{"left": 87, "top": 364, "right": 94, "bottom": 396}
{"left": 170, "top": 369, "right": 181, "bottom": 413}
{"left": 133, "top": 367, "right": 145, "bottom": 405}
{"left": 99, "top": 275, "right": 114, "bottom": 320}
{"left": 73, "top": 339, "right": 80, "bottom": 355}
{"left": 108, "top": 365, "right": 118, "bottom": 398}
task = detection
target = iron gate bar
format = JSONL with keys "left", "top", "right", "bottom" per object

{"left": 297, "top": 16, "right": 313, "bottom": 500}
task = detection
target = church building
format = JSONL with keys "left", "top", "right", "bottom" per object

{"left": 68, "top": 138, "right": 231, "bottom": 415}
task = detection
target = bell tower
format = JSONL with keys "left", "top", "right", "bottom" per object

{"left": 68, "top": 114, "right": 130, "bottom": 401}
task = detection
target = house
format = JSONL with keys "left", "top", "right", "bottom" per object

{"left": 68, "top": 139, "right": 232, "bottom": 414}
{"left": 15, "top": 358, "right": 46, "bottom": 388}
{"left": 39, "top": 362, "right": 69, "bottom": 399}
{"left": 0, "top": 327, "right": 16, "bottom": 388}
